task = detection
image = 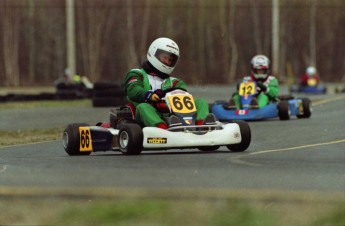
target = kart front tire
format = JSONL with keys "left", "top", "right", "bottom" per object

{"left": 278, "top": 101, "right": 290, "bottom": 120}
{"left": 297, "top": 98, "right": 312, "bottom": 118}
{"left": 63, "top": 123, "right": 91, "bottom": 156}
{"left": 227, "top": 120, "right": 251, "bottom": 152}
{"left": 118, "top": 124, "right": 143, "bottom": 155}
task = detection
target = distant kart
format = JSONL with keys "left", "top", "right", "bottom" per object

{"left": 290, "top": 78, "right": 327, "bottom": 94}
{"left": 63, "top": 88, "right": 251, "bottom": 155}
{"left": 211, "top": 81, "right": 312, "bottom": 121}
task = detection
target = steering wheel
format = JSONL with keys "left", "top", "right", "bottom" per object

{"left": 162, "top": 87, "right": 188, "bottom": 95}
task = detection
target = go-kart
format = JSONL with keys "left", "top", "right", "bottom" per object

{"left": 290, "top": 78, "right": 327, "bottom": 94}
{"left": 211, "top": 81, "right": 312, "bottom": 121}
{"left": 63, "top": 88, "right": 251, "bottom": 155}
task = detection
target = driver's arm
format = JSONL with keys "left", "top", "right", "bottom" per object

{"left": 171, "top": 77, "right": 187, "bottom": 91}
{"left": 124, "top": 71, "right": 147, "bottom": 103}
{"left": 266, "top": 78, "right": 279, "bottom": 99}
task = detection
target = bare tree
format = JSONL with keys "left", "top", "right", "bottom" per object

{"left": 1, "top": 0, "right": 21, "bottom": 86}
{"left": 228, "top": 0, "right": 238, "bottom": 82}
{"left": 250, "top": 0, "right": 263, "bottom": 53}
{"left": 1, "top": 0, "right": 345, "bottom": 86}
{"left": 139, "top": 0, "right": 152, "bottom": 63}
{"left": 28, "top": 0, "right": 36, "bottom": 84}
{"left": 309, "top": 0, "right": 316, "bottom": 67}
{"left": 126, "top": 0, "right": 139, "bottom": 69}
{"left": 77, "top": 0, "right": 116, "bottom": 81}
{"left": 219, "top": 0, "right": 230, "bottom": 82}
{"left": 197, "top": 0, "right": 207, "bottom": 83}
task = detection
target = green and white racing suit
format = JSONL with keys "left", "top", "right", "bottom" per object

{"left": 124, "top": 68, "right": 209, "bottom": 127}
{"left": 232, "top": 75, "right": 279, "bottom": 109}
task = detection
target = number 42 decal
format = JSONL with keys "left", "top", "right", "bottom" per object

{"left": 79, "top": 127, "right": 93, "bottom": 151}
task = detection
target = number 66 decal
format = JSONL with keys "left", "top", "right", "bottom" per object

{"left": 79, "top": 127, "right": 93, "bottom": 151}
{"left": 167, "top": 94, "right": 196, "bottom": 114}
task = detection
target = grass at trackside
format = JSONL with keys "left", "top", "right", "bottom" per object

{"left": 0, "top": 100, "right": 89, "bottom": 145}
{"left": 0, "top": 127, "right": 62, "bottom": 146}
{"left": 1, "top": 195, "right": 345, "bottom": 226}
{"left": 1, "top": 100, "right": 344, "bottom": 226}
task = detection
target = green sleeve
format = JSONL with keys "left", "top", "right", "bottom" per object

{"left": 124, "top": 70, "right": 146, "bottom": 103}
{"left": 232, "top": 79, "right": 243, "bottom": 95}
{"left": 171, "top": 77, "right": 188, "bottom": 90}
{"left": 266, "top": 78, "right": 279, "bottom": 98}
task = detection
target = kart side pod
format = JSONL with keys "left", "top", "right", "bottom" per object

{"left": 63, "top": 120, "right": 251, "bottom": 156}
{"left": 63, "top": 123, "right": 119, "bottom": 156}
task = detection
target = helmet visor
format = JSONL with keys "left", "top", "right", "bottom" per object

{"left": 253, "top": 68, "right": 268, "bottom": 79}
{"left": 155, "top": 49, "right": 179, "bottom": 67}
{"left": 253, "top": 68, "right": 268, "bottom": 75}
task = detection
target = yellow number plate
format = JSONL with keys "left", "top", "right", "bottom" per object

{"left": 239, "top": 82, "right": 255, "bottom": 96}
{"left": 307, "top": 78, "right": 317, "bottom": 86}
{"left": 79, "top": 127, "right": 93, "bottom": 151}
{"left": 167, "top": 94, "right": 196, "bottom": 114}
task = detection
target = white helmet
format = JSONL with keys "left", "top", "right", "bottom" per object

{"left": 306, "top": 66, "right": 317, "bottom": 76}
{"left": 147, "top": 37, "right": 179, "bottom": 75}
{"left": 251, "top": 55, "right": 270, "bottom": 80}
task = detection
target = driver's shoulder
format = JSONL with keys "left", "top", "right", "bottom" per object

{"left": 125, "top": 68, "right": 145, "bottom": 81}
{"left": 127, "top": 68, "right": 144, "bottom": 76}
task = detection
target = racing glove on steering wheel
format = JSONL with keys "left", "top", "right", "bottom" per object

{"left": 144, "top": 89, "right": 164, "bottom": 102}
{"left": 256, "top": 82, "right": 267, "bottom": 93}
{"left": 154, "top": 102, "right": 170, "bottom": 113}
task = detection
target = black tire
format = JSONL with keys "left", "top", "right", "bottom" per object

{"left": 0, "top": 95, "right": 6, "bottom": 102}
{"left": 227, "top": 120, "right": 251, "bottom": 152}
{"left": 198, "top": 146, "right": 220, "bottom": 151}
{"left": 278, "top": 94, "right": 294, "bottom": 101}
{"left": 93, "top": 81, "right": 123, "bottom": 90}
{"left": 277, "top": 101, "right": 290, "bottom": 120}
{"left": 63, "top": 123, "right": 92, "bottom": 156}
{"left": 92, "top": 88, "right": 125, "bottom": 98}
{"left": 118, "top": 124, "right": 143, "bottom": 155}
{"left": 297, "top": 98, "right": 312, "bottom": 118}
{"left": 92, "top": 96, "right": 127, "bottom": 107}
{"left": 208, "top": 103, "right": 213, "bottom": 113}
{"left": 38, "top": 92, "right": 56, "bottom": 100}
{"left": 56, "top": 90, "right": 78, "bottom": 100}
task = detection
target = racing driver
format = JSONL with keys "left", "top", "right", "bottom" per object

{"left": 229, "top": 54, "right": 279, "bottom": 109}
{"left": 124, "top": 37, "right": 210, "bottom": 129}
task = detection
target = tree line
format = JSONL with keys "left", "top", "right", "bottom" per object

{"left": 0, "top": 0, "right": 344, "bottom": 87}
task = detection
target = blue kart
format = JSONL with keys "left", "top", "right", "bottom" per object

{"left": 290, "top": 78, "right": 327, "bottom": 94}
{"left": 211, "top": 81, "right": 312, "bottom": 121}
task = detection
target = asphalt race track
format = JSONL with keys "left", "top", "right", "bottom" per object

{"left": 0, "top": 86, "right": 344, "bottom": 193}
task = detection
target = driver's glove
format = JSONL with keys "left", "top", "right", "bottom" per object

{"left": 256, "top": 82, "right": 267, "bottom": 92}
{"left": 154, "top": 102, "right": 170, "bottom": 113}
{"left": 144, "top": 89, "right": 164, "bottom": 102}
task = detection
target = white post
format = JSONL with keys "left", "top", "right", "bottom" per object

{"left": 310, "top": 2, "right": 316, "bottom": 67}
{"left": 272, "top": 0, "right": 279, "bottom": 79}
{"left": 66, "top": 0, "right": 76, "bottom": 76}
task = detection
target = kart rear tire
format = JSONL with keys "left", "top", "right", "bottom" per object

{"left": 297, "top": 98, "right": 312, "bottom": 118}
{"left": 208, "top": 103, "right": 213, "bottom": 113}
{"left": 278, "top": 101, "right": 290, "bottom": 120}
{"left": 63, "top": 123, "right": 91, "bottom": 156}
{"left": 279, "top": 94, "right": 294, "bottom": 101}
{"left": 227, "top": 120, "right": 251, "bottom": 152}
{"left": 198, "top": 146, "right": 220, "bottom": 151}
{"left": 118, "top": 124, "right": 143, "bottom": 155}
